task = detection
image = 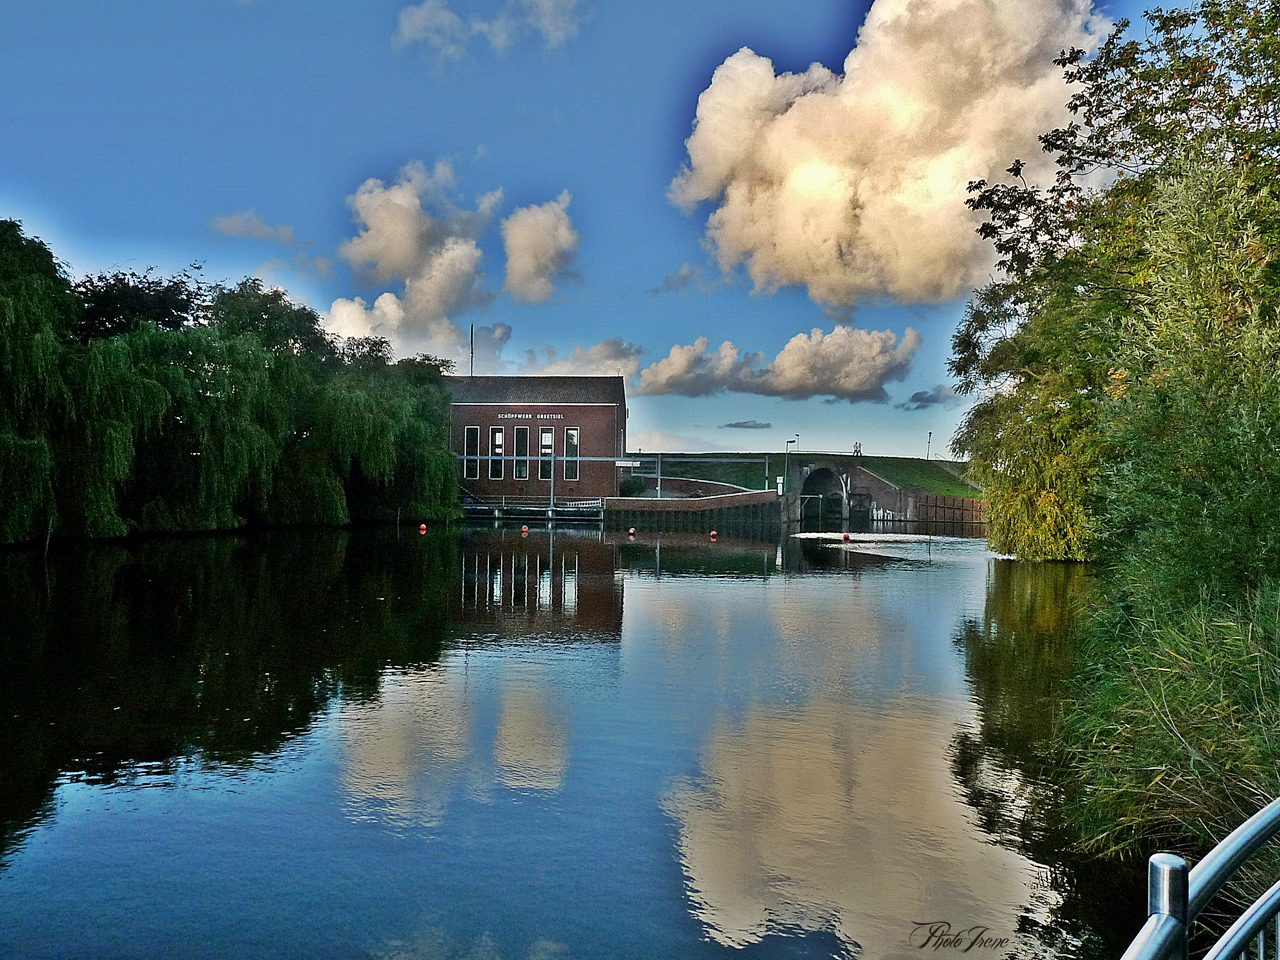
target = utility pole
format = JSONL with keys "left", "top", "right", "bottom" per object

{"left": 927, "top": 431, "right": 932, "bottom": 460}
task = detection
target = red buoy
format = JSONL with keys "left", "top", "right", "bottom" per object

{"left": 418, "top": 524, "right": 427, "bottom": 534}
{"left": 710, "top": 530, "right": 717, "bottom": 541}
{"left": 627, "top": 527, "right": 636, "bottom": 538}
{"left": 521, "top": 525, "right": 529, "bottom": 534}
{"left": 843, "top": 533, "right": 850, "bottom": 542}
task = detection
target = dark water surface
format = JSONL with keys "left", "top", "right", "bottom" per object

{"left": 0, "top": 528, "right": 1142, "bottom": 959}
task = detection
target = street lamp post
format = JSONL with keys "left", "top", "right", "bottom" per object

{"left": 927, "top": 431, "right": 932, "bottom": 460}
{"left": 784, "top": 435, "right": 799, "bottom": 496}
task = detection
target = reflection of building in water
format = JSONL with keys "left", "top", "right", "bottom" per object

{"left": 453, "top": 531, "right": 623, "bottom": 640}
{"left": 340, "top": 531, "right": 614, "bottom": 828}
{"left": 663, "top": 699, "right": 1037, "bottom": 958}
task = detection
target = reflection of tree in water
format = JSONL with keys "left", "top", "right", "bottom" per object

{"left": 0, "top": 529, "right": 457, "bottom": 867}
{"left": 950, "top": 559, "right": 1145, "bottom": 959}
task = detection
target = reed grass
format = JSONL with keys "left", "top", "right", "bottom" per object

{"left": 1064, "top": 584, "right": 1280, "bottom": 861}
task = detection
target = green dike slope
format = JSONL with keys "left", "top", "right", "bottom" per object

{"left": 858, "top": 457, "right": 982, "bottom": 498}
{"left": 631, "top": 453, "right": 981, "bottom": 498}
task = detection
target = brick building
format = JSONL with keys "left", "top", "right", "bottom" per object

{"left": 445, "top": 376, "right": 627, "bottom": 500}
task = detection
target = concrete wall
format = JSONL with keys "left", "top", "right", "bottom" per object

{"left": 606, "top": 489, "right": 780, "bottom": 534}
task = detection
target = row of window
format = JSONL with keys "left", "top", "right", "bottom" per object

{"left": 463, "top": 426, "right": 581, "bottom": 481}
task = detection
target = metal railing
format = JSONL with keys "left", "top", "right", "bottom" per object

{"left": 468, "top": 495, "right": 603, "bottom": 509}
{"left": 1121, "top": 797, "right": 1280, "bottom": 960}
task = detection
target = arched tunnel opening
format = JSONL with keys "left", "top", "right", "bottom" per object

{"left": 798, "top": 467, "right": 871, "bottom": 533}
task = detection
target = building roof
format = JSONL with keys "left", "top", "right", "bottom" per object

{"left": 444, "top": 375, "right": 627, "bottom": 406}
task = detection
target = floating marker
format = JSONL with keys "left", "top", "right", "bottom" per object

{"left": 843, "top": 533, "right": 850, "bottom": 542}
{"left": 521, "top": 525, "right": 529, "bottom": 534}
{"left": 418, "top": 524, "right": 427, "bottom": 534}
{"left": 627, "top": 527, "right": 636, "bottom": 538}
{"left": 710, "top": 530, "right": 717, "bottom": 541}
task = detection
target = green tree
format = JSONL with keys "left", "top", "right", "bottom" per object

{"left": 0, "top": 224, "right": 459, "bottom": 544}
{"left": 0, "top": 221, "right": 74, "bottom": 543}
{"left": 1100, "top": 160, "right": 1280, "bottom": 600}
{"left": 952, "top": 0, "right": 1280, "bottom": 559}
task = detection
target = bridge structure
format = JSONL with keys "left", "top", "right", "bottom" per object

{"left": 781, "top": 456, "right": 875, "bottom": 533}
{"left": 457, "top": 450, "right": 983, "bottom": 535}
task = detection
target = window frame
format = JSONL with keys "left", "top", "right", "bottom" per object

{"left": 513, "top": 426, "right": 530, "bottom": 480}
{"left": 563, "top": 426, "right": 580, "bottom": 481}
{"left": 464, "top": 426, "right": 480, "bottom": 480}
{"left": 539, "top": 426, "right": 554, "bottom": 481}
{"left": 489, "top": 426, "right": 504, "bottom": 480}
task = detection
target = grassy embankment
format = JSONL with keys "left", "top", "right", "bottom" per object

{"left": 644, "top": 452, "right": 981, "bottom": 498}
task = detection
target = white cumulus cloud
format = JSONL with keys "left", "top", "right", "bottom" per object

{"left": 670, "top": 0, "right": 1107, "bottom": 305}
{"left": 502, "top": 190, "right": 579, "bottom": 303}
{"left": 325, "top": 159, "right": 505, "bottom": 368}
{"left": 639, "top": 326, "right": 920, "bottom": 402}
{"left": 324, "top": 159, "right": 614, "bottom": 375}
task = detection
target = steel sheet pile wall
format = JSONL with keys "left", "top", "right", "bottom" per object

{"left": 605, "top": 490, "right": 781, "bottom": 536}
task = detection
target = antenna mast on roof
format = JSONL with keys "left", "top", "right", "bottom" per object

{"left": 469, "top": 324, "right": 474, "bottom": 377}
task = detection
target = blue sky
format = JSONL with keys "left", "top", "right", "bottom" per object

{"left": 1, "top": 0, "right": 1146, "bottom": 456}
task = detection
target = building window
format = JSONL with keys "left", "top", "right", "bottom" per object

{"left": 564, "top": 427, "right": 580, "bottom": 481}
{"left": 464, "top": 426, "right": 479, "bottom": 480}
{"left": 514, "top": 426, "right": 529, "bottom": 480}
{"left": 539, "top": 427, "right": 554, "bottom": 480}
{"left": 489, "top": 426, "right": 504, "bottom": 480}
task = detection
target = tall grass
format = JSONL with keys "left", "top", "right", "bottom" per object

{"left": 1066, "top": 586, "right": 1280, "bottom": 856}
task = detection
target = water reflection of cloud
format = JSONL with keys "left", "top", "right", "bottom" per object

{"left": 495, "top": 684, "right": 567, "bottom": 792}
{"left": 340, "top": 663, "right": 573, "bottom": 827}
{"left": 340, "top": 669, "right": 471, "bottom": 828}
{"left": 663, "top": 698, "right": 1036, "bottom": 958}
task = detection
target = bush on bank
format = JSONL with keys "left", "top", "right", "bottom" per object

{"left": 0, "top": 221, "right": 458, "bottom": 545}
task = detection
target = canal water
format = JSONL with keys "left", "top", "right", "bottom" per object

{"left": 0, "top": 528, "right": 1142, "bottom": 959}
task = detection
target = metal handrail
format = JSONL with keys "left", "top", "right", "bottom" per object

{"left": 1120, "top": 797, "right": 1280, "bottom": 960}
{"left": 1191, "top": 799, "right": 1280, "bottom": 918}
{"left": 1203, "top": 878, "right": 1280, "bottom": 960}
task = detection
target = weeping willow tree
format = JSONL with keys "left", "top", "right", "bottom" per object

{"left": 0, "top": 222, "right": 458, "bottom": 544}
{"left": 0, "top": 222, "right": 71, "bottom": 543}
